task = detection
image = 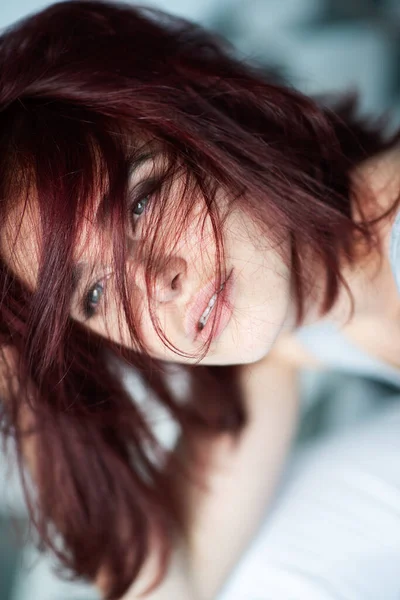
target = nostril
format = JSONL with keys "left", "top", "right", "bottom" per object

{"left": 171, "top": 274, "right": 180, "bottom": 290}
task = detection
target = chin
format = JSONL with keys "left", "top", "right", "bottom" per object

{"left": 203, "top": 335, "right": 275, "bottom": 366}
{"left": 205, "top": 317, "right": 287, "bottom": 365}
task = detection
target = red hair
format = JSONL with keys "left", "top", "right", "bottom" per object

{"left": 0, "top": 1, "right": 399, "bottom": 597}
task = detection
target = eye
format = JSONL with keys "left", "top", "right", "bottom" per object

{"left": 128, "top": 175, "right": 161, "bottom": 233}
{"left": 132, "top": 195, "right": 150, "bottom": 217}
{"left": 83, "top": 281, "right": 104, "bottom": 319}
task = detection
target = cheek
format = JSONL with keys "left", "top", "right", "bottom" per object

{"left": 222, "top": 213, "right": 292, "bottom": 351}
{"left": 101, "top": 291, "right": 165, "bottom": 356}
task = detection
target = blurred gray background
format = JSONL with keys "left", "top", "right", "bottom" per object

{"left": 1, "top": 1, "right": 400, "bottom": 599}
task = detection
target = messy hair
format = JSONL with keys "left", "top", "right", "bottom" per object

{"left": 0, "top": 1, "right": 398, "bottom": 598}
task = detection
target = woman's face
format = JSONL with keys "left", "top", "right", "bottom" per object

{"left": 3, "top": 156, "right": 295, "bottom": 366}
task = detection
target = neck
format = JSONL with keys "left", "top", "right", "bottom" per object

{"left": 302, "top": 143, "right": 400, "bottom": 329}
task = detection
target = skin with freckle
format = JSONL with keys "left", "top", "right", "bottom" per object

{"left": 5, "top": 145, "right": 400, "bottom": 368}
{"left": 2, "top": 168, "right": 293, "bottom": 366}
{"left": 5, "top": 139, "right": 400, "bottom": 391}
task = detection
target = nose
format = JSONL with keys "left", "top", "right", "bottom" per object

{"left": 134, "top": 256, "right": 186, "bottom": 303}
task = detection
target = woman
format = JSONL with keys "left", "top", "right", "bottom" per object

{"left": 1, "top": 1, "right": 400, "bottom": 599}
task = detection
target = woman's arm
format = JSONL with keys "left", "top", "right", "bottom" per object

{"left": 174, "top": 352, "right": 300, "bottom": 600}
{"left": 103, "top": 540, "right": 199, "bottom": 600}
{"left": 104, "top": 351, "right": 299, "bottom": 600}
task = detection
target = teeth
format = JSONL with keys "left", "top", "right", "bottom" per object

{"left": 198, "top": 283, "right": 225, "bottom": 330}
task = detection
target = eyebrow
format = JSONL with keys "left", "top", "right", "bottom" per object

{"left": 70, "top": 150, "right": 156, "bottom": 298}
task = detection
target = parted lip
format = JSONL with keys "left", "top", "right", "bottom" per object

{"left": 184, "top": 271, "right": 231, "bottom": 342}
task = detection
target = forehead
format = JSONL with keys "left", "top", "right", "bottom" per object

{"left": 2, "top": 196, "right": 42, "bottom": 290}
{"left": 1, "top": 187, "right": 107, "bottom": 293}
{"left": 0, "top": 149, "right": 166, "bottom": 291}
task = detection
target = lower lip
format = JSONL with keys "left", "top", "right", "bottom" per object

{"left": 195, "top": 270, "right": 235, "bottom": 344}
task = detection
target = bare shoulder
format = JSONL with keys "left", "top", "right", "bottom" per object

{"left": 272, "top": 312, "right": 400, "bottom": 372}
{"left": 341, "top": 313, "right": 400, "bottom": 370}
